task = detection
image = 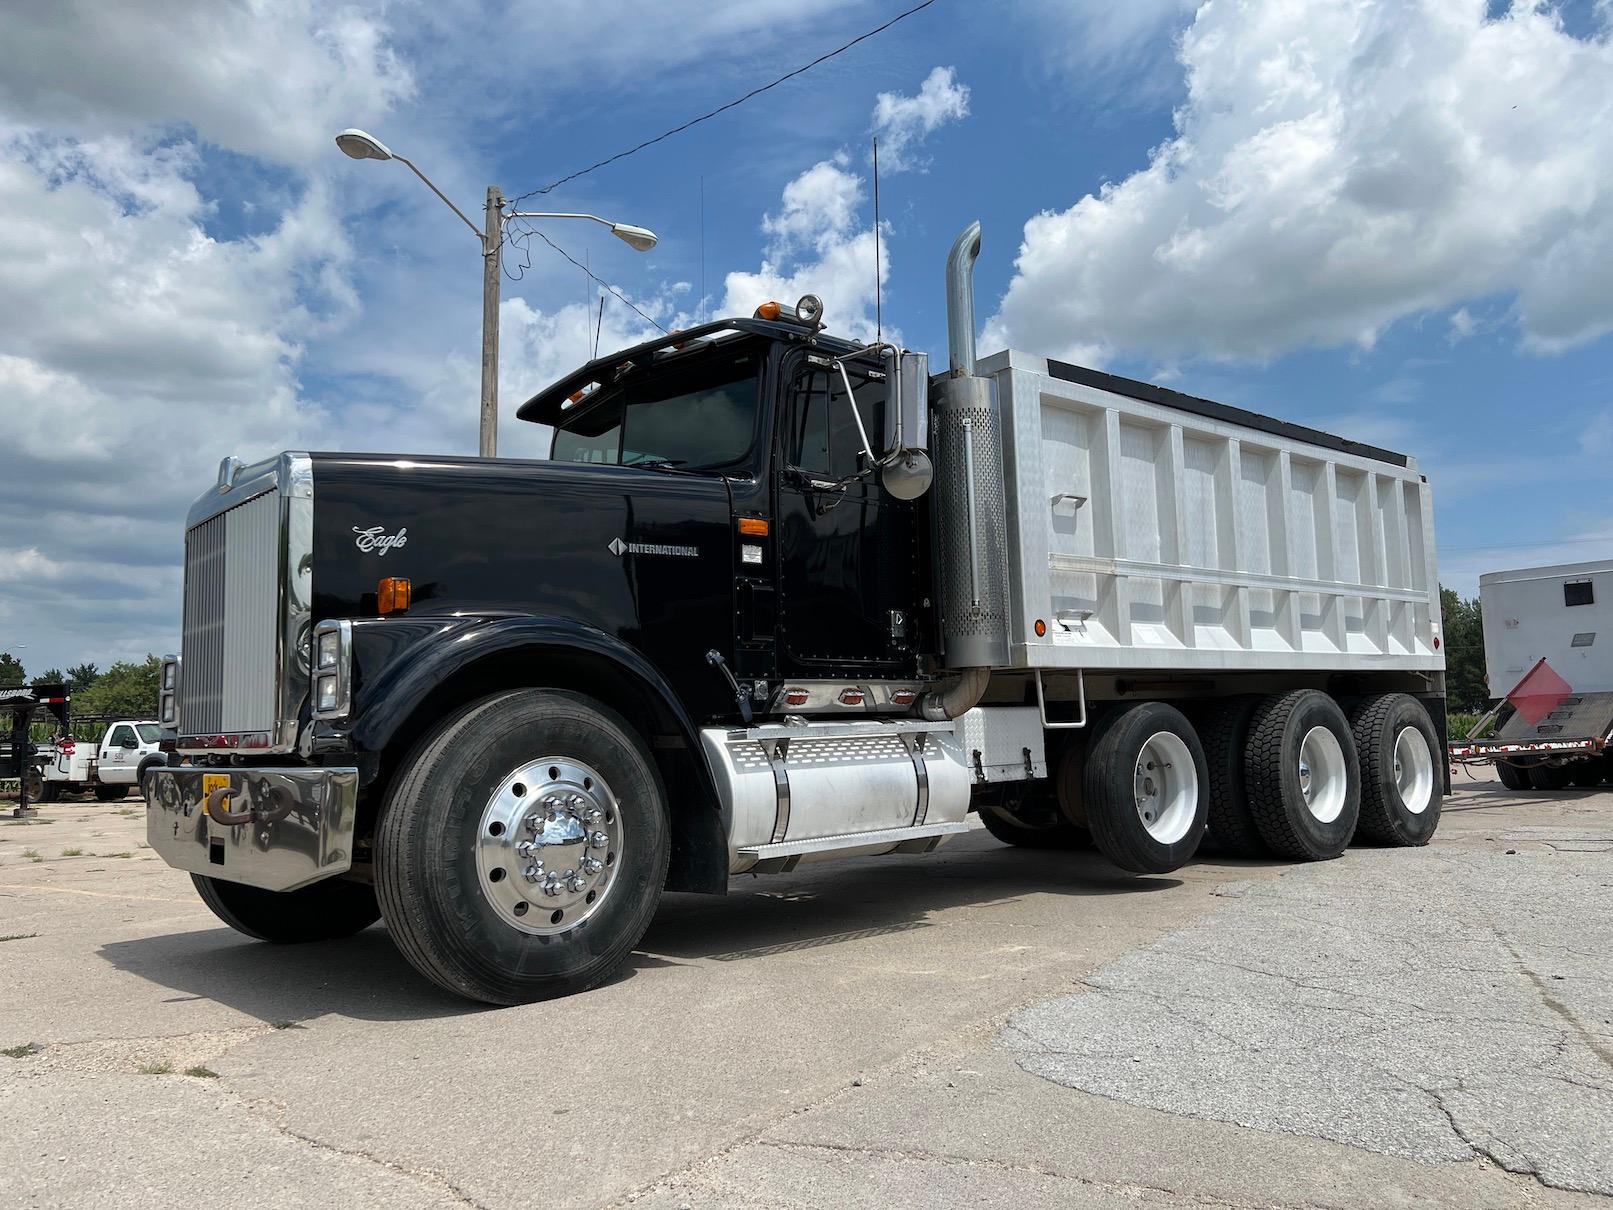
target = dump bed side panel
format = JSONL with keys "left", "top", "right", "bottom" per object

{"left": 985, "top": 350, "right": 1443, "bottom": 674}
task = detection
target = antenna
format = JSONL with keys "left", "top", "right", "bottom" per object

{"left": 699, "top": 175, "right": 707, "bottom": 325}
{"left": 594, "top": 296, "right": 605, "bottom": 358}
{"left": 872, "top": 136, "right": 882, "bottom": 344}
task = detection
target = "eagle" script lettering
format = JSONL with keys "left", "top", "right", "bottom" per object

{"left": 353, "top": 526, "right": 408, "bottom": 556}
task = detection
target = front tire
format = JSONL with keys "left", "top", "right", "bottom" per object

{"left": 193, "top": 874, "right": 380, "bottom": 943}
{"left": 94, "top": 785, "right": 128, "bottom": 802}
{"left": 376, "top": 689, "right": 670, "bottom": 1005}
{"left": 1082, "top": 703, "right": 1209, "bottom": 874}
{"left": 1245, "top": 690, "right": 1360, "bottom": 861}
{"left": 1350, "top": 694, "right": 1442, "bottom": 846}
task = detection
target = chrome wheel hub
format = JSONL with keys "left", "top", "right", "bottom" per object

{"left": 475, "top": 758, "right": 623, "bottom": 935}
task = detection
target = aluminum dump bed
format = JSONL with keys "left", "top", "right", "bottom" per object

{"left": 979, "top": 350, "right": 1442, "bottom": 674}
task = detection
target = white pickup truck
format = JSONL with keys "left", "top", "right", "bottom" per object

{"left": 39, "top": 719, "right": 166, "bottom": 801}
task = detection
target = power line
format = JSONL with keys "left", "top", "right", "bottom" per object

{"left": 509, "top": 218, "right": 670, "bottom": 335}
{"left": 507, "top": 0, "right": 940, "bottom": 205}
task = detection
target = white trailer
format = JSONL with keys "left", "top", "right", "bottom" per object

{"left": 1451, "top": 558, "right": 1613, "bottom": 790}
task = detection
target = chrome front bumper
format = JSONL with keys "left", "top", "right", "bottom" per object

{"left": 146, "top": 766, "right": 358, "bottom": 892}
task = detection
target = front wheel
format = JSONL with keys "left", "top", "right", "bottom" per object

{"left": 376, "top": 689, "right": 670, "bottom": 1005}
{"left": 94, "top": 785, "right": 128, "bottom": 802}
{"left": 193, "top": 874, "right": 380, "bottom": 943}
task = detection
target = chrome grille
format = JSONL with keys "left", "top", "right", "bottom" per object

{"left": 180, "top": 490, "right": 281, "bottom": 736}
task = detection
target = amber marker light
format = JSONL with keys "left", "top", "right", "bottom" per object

{"left": 1034, "top": 619, "right": 1048, "bottom": 637}
{"left": 378, "top": 577, "right": 412, "bottom": 615}
{"left": 738, "top": 517, "right": 769, "bottom": 537}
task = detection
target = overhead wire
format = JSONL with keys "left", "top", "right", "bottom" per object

{"left": 505, "top": 0, "right": 940, "bottom": 205}
{"left": 507, "top": 215, "right": 670, "bottom": 335}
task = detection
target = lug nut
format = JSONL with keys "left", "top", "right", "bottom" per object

{"left": 589, "top": 830, "right": 608, "bottom": 849}
{"left": 566, "top": 873, "right": 586, "bottom": 893}
{"left": 581, "top": 857, "right": 603, "bottom": 876}
{"left": 523, "top": 864, "right": 543, "bottom": 883}
{"left": 541, "top": 876, "right": 563, "bottom": 897}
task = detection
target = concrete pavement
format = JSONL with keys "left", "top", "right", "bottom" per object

{"left": 1, "top": 769, "right": 1609, "bottom": 1208}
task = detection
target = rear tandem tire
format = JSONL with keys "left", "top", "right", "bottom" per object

{"left": 1244, "top": 690, "right": 1361, "bottom": 861}
{"left": 1349, "top": 694, "right": 1442, "bottom": 847}
{"left": 1191, "top": 696, "right": 1267, "bottom": 857}
{"left": 1528, "top": 763, "right": 1572, "bottom": 791}
{"left": 375, "top": 689, "right": 671, "bottom": 1005}
{"left": 1495, "top": 761, "right": 1531, "bottom": 791}
{"left": 192, "top": 874, "right": 380, "bottom": 943}
{"left": 1082, "top": 703, "right": 1209, "bottom": 874}
{"left": 1567, "top": 761, "right": 1605, "bottom": 789}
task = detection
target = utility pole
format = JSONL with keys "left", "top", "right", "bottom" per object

{"left": 480, "top": 185, "right": 504, "bottom": 458}
{"left": 335, "top": 129, "right": 658, "bottom": 459}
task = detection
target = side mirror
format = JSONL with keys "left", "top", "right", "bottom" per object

{"left": 121, "top": 736, "right": 139, "bottom": 749}
{"left": 879, "top": 348, "right": 932, "bottom": 500}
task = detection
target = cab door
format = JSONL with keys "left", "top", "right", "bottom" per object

{"left": 99, "top": 723, "right": 138, "bottom": 784}
{"left": 773, "top": 352, "right": 919, "bottom": 679}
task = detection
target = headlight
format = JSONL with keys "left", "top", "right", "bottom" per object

{"left": 317, "top": 630, "right": 340, "bottom": 670}
{"left": 316, "top": 674, "right": 339, "bottom": 712}
{"left": 310, "top": 620, "right": 352, "bottom": 720}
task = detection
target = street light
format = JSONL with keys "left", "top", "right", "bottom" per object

{"left": 334, "top": 128, "right": 659, "bottom": 457}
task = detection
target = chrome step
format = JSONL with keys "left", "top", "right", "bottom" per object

{"left": 738, "top": 820, "right": 972, "bottom": 861}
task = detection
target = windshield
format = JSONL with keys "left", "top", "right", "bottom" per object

{"left": 136, "top": 723, "right": 162, "bottom": 743}
{"left": 551, "top": 350, "right": 759, "bottom": 469}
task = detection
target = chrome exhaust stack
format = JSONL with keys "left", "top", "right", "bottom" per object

{"left": 921, "top": 221, "right": 1011, "bottom": 720}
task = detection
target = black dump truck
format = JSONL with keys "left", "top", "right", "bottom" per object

{"left": 148, "top": 224, "right": 1448, "bottom": 1004}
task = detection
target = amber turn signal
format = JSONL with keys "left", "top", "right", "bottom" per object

{"left": 738, "top": 517, "right": 769, "bottom": 537}
{"left": 378, "top": 577, "right": 412, "bottom": 615}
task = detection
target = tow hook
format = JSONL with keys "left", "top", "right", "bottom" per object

{"left": 204, "top": 784, "right": 294, "bottom": 828}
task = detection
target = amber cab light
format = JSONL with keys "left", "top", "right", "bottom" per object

{"left": 738, "top": 517, "right": 769, "bottom": 537}
{"left": 378, "top": 577, "right": 412, "bottom": 615}
{"left": 756, "top": 300, "right": 782, "bottom": 320}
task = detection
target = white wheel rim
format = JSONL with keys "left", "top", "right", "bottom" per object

{"left": 1133, "top": 731, "right": 1197, "bottom": 845}
{"left": 474, "top": 757, "right": 625, "bottom": 936}
{"left": 1392, "top": 726, "right": 1434, "bottom": 815}
{"left": 1297, "top": 726, "right": 1348, "bottom": 824}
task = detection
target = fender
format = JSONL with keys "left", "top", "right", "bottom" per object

{"left": 346, "top": 614, "right": 719, "bottom": 800}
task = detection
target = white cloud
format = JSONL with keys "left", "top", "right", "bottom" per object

{"left": 988, "top": 1, "right": 1613, "bottom": 365}
{"left": 0, "top": 1, "right": 411, "bottom": 163}
{"left": 1449, "top": 307, "right": 1479, "bottom": 342}
{"left": 721, "top": 155, "right": 892, "bottom": 346}
{"left": 872, "top": 66, "right": 970, "bottom": 173}
{"left": 1017, "top": 0, "right": 1200, "bottom": 100}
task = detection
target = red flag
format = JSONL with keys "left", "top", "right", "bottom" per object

{"left": 1506, "top": 658, "right": 1573, "bottom": 726}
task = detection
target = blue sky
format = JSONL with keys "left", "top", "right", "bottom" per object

{"left": 2, "top": 0, "right": 1612, "bottom": 675}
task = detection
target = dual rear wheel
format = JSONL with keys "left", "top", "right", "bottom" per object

{"left": 986, "top": 690, "right": 1440, "bottom": 873}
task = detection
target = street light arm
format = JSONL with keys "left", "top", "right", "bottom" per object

{"left": 507, "top": 211, "right": 613, "bottom": 226}
{"left": 394, "top": 154, "right": 486, "bottom": 246}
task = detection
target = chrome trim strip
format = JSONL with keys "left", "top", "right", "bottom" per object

{"left": 902, "top": 732, "right": 931, "bottom": 825}
{"left": 762, "top": 737, "right": 791, "bottom": 844}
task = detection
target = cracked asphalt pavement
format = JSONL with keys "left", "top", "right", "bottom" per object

{"left": 2, "top": 767, "right": 1609, "bottom": 1208}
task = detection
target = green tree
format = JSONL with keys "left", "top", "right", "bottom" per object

{"left": 73, "top": 656, "right": 162, "bottom": 719}
{"left": 0, "top": 651, "right": 24, "bottom": 687}
{"left": 66, "top": 663, "right": 100, "bottom": 691}
{"left": 1440, "top": 586, "right": 1488, "bottom": 714}
{"left": 32, "top": 667, "right": 67, "bottom": 687}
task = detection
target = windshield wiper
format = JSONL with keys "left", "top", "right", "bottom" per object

{"left": 622, "top": 455, "right": 689, "bottom": 469}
